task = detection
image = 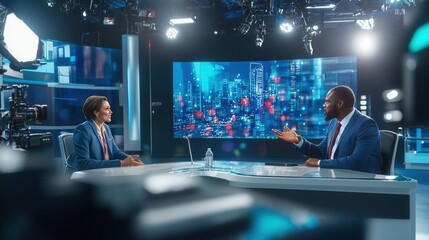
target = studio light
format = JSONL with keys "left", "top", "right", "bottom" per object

{"left": 280, "top": 21, "right": 293, "bottom": 33}
{"left": 310, "top": 25, "right": 321, "bottom": 35}
{"left": 384, "top": 110, "right": 403, "bottom": 122}
{"left": 408, "top": 22, "right": 429, "bottom": 53}
{"left": 356, "top": 17, "right": 375, "bottom": 30}
{"left": 46, "top": 0, "right": 56, "bottom": 7}
{"left": 139, "top": 9, "right": 156, "bottom": 18}
{"left": 354, "top": 32, "right": 377, "bottom": 56}
{"left": 169, "top": 17, "right": 194, "bottom": 25}
{"left": 255, "top": 20, "right": 266, "bottom": 47}
{"left": 166, "top": 27, "right": 178, "bottom": 39}
{"left": 81, "top": 9, "right": 88, "bottom": 21}
{"left": 0, "top": 4, "right": 44, "bottom": 71}
{"left": 303, "top": 37, "right": 313, "bottom": 55}
{"left": 359, "top": 95, "right": 369, "bottom": 115}
{"left": 301, "top": 25, "right": 321, "bottom": 55}
{"left": 238, "top": 11, "right": 255, "bottom": 34}
{"left": 382, "top": 89, "right": 403, "bottom": 102}
{"left": 306, "top": 4, "right": 336, "bottom": 9}
{"left": 103, "top": 16, "right": 115, "bottom": 25}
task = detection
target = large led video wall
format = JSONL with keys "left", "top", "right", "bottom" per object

{"left": 173, "top": 56, "right": 357, "bottom": 140}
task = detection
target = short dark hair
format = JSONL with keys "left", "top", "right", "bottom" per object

{"left": 331, "top": 85, "right": 355, "bottom": 109}
{"left": 82, "top": 96, "right": 108, "bottom": 120}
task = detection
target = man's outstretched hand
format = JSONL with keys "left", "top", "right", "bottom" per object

{"left": 272, "top": 126, "right": 301, "bottom": 144}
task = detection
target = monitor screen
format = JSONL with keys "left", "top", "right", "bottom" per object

{"left": 173, "top": 56, "right": 357, "bottom": 140}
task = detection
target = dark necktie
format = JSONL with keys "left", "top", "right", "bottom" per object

{"left": 327, "top": 122, "right": 341, "bottom": 159}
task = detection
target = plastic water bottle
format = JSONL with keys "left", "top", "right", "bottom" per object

{"left": 205, "top": 148, "right": 213, "bottom": 168}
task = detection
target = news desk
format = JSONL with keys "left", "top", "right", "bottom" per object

{"left": 72, "top": 160, "right": 417, "bottom": 240}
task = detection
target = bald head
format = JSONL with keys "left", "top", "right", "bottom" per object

{"left": 329, "top": 85, "right": 356, "bottom": 110}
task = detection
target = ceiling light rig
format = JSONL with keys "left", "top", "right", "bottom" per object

{"left": 236, "top": 0, "right": 416, "bottom": 55}
{"left": 48, "top": 0, "right": 417, "bottom": 50}
{"left": 54, "top": 0, "right": 157, "bottom": 34}
{"left": 237, "top": 0, "right": 325, "bottom": 54}
{"left": 283, "top": 0, "right": 321, "bottom": 55}
{"left": 237, "top": 0, "right": 275, "bottom": 47}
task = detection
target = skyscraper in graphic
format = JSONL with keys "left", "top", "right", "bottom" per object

{"left": 250, "top": 62, "right": 263, "bottom": 109}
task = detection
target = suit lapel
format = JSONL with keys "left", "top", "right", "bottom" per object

{"left": 88, "top": 120, "right": 104, "bottom": 149}
{"left": 336, "top": 111, "right": 358, "bottom": 149}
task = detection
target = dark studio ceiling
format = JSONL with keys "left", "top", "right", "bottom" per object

{"left": 0, "top": 0, "right": 417, "bottom": 47}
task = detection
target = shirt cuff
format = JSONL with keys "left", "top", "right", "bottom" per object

{"left": 317, "top": 160, "right": 320, "bottom": 166}
{"left": 293, "top": 138, "right": 304, "bottom": 148}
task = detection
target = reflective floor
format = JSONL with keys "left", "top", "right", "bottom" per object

{"left": 395, "top": 165, "right": 429, "bottom": 240}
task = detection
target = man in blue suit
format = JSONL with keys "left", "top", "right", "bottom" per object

{"left": 68, "top": 96, "right": 143, "bottom": 173}
{"left": 272, "top": 85, "right": 381, "bottom": 174}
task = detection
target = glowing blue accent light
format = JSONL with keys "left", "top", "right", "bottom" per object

{"left": 409, "top": 22, "right": 429, "bottom": 53}
{"left": 122, "top": 35, "right": 141, "bottom": 150}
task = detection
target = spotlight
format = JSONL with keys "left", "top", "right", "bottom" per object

{"left": 303, "top": 40, "right": 313, "bottom": 55}
{"left": 238, "top": 11, "right": 255, "bottom": 34}
{"left": 255, "top": 20, "right": 266, "bottom": 47}
{"left": 382, "top": 89, "right": 403, "bottom": 102}
{"left": 384, "top": 110, "right": 403, "bottom": 122}
{"left": 81, "top": 9, "right": 88, "bottom": 21}
{"left": 306, "top": 4, "right": 336, "bottom": 9}
{"left": 0, "top": 4, "right": 44, "bottom": 71}
{"left": 359, "top": 95, "right": 369, "bottom": 115}
{"left": 166, "top": 27, "right": 178, "bottom": 39}
{"left": 103, "top": 17, "right": 115, "bottom": 25}
{"left": 356, "top": 17, "right": 375, "bottom": 30}
{"left": 46, "top": 0, "right": 55, "bottom": 7}
{"left": 302, "top": 35, "right": 313, "bottom": 55}
{"left": 309, "top": 25, "right": 321, "bottom": 36}
{"left": 169, "top": 17, "right": 194, "bottom": 25}
{"left": 280, "top": 21, "right": 293, "bottom": 33}
{"left": 255, "top": 35, "right": 264, "bottom": 47}
{"left": 354, "top": 32, "right": 377, "bottom": 56}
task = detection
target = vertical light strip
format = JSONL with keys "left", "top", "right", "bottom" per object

{"left": 122, "top": 34, "right": 141, "bottom": 151}
{"left": 0, "top": 57, "right": 3, "bottom": 110}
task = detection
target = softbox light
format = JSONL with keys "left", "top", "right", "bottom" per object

{"left": 0, "top": 4, "right": 43, "bottom": 71}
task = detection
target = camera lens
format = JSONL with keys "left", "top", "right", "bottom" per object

{"left": 27, "top": 104, "right": 48, "bottom": 122}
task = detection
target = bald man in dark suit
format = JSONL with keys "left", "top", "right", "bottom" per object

{"left": 272, "top": 85, "right": 381, "bottom": 174}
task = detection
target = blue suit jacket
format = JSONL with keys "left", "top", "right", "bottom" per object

{"left": 298, "top": 109, "right": 381, "bottom": 173}
{"left": 68, "top": 120, "right": 128, "bottom": 171}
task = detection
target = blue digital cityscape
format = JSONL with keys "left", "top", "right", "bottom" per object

{"left": 173, "top": 56, "right": 357, "bottom": 139}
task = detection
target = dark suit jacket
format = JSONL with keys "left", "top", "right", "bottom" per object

{"left": 298, "top": 109, "right": 381, "bottom": 173}
{"left": 68, "top": 120, "right": 128, "bottom": 171}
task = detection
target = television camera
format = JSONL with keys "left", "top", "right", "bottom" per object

{"left": 0, "top": 84, "right": 52, "bottom": 150}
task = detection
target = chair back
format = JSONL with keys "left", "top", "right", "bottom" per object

{"left": 58, "top": 132, "right": 75, "bottom": 174}
{"left": 379, "top": 130, "right": 399, "bottom": 175}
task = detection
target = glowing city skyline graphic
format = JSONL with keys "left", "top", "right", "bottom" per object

{"left": 173, "top": 56, "right": 357, "bottom": 139}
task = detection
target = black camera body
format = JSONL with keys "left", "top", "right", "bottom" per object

{"left": 0, "top": 84, "right": 52, "bottom": 150}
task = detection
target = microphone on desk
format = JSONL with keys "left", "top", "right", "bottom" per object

{"left": 183, "top": 136, "right": 194, "bottom": 165}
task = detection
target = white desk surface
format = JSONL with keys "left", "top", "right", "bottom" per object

{"left": 71, "top": 160, "right": 417, "bottom": 194}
